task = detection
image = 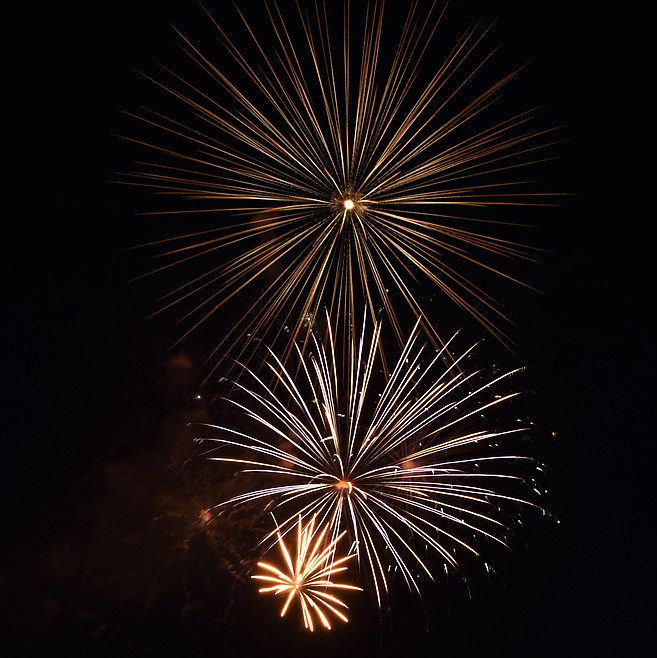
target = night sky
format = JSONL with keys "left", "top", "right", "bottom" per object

{"left": 3, "top": 2, "right": 651, "bottom": 657}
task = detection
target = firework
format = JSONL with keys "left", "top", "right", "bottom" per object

{"left": 252, "top": 513, "right": 362, "bottom": 631}
{"left": 120, "top": 0, "right": 559, "bottom": 379}
{"left": 199, "top": 310, "right": 545, "bottom": 606}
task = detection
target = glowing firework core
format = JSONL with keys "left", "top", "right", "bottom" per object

{"left": 332, "top": 193, "right": 363, "bottom": 216}
{"left": 335, "top": 479, "right": 353, "bottom": 495}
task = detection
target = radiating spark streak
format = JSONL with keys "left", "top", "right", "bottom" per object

{"left": 119, "top": 0, "right": 561, "bottom": 379}
{"left": 251, "top": 513, "right": 362, "bottom": 631}
{"left": 200, "top": 310, "right": 543, "bottom": 606}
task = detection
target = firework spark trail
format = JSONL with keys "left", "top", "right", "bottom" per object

{"left": 199, "top": 309, "right": 545, "bottom": 607}
{"left": 252, "top": 513, "right": 362, "bottom": 631}
{"left": 120, "top": 0, "right": 560, "bottom": 380}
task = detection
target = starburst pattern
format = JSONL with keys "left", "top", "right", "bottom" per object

{"left": 121, "top": 0, "right": 559, "bottom": 379}
{"left": 251, "top": 513, "right": 362, "bottom": 631}
{"left": 200, "top": 310, "right": 544, "bottom": 606}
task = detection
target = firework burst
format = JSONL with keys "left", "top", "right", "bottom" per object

{"left": 199, "top": 310, "right": 545, "bottom": 606}
{"left": 252, "top": 513, "right": 362, "bottom": 631}
{"left": 120, "top": 0, "right": 560, "bottom": 379}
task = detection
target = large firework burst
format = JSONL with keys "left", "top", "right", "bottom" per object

{"left": 199, "top": 310, "right": 545, "bottom": 606}
{"left": 120, "top": 0, "right": 559, "bottom": 379}
{"left": 252, "top": 513, "right": 362, "bottom": 631}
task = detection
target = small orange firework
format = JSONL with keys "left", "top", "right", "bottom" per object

{"left": 251, "top": 514, "right": 362, "bottom": 631}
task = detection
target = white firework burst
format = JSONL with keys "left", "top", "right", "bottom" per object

{"left": 199, "top": 310, "right": 545, "bottom": 606}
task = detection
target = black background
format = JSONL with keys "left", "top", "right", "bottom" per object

{"left": 3, "top": 2, "right": 652, "bottom": 657}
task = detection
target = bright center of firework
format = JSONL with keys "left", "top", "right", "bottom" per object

{"left": 335, "top": 480, "right": 353, "bottom": 495}
{"left": 332, "top": 193, "right": 364, "bottom": 216}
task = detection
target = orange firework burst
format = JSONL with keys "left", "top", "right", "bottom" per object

{"left": 251, "top": 514, "right": 362, "bottom": 631}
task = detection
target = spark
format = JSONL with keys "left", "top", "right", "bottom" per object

{"left": 119, "top": 0, "right": 560, "bottom": 380}
{"left": 251, "top": 513, "right": 362, "bottom": 631}
{"left": 200, "top": 309, "right": 545, "bottom": 606}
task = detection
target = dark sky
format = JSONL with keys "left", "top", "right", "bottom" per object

{"left": 3, "top": 2, "right": 651, "bottom": 657}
